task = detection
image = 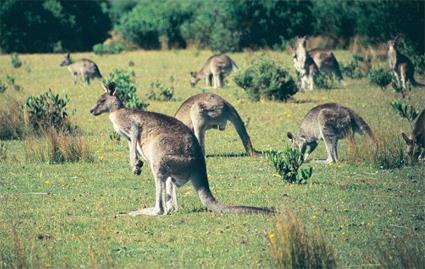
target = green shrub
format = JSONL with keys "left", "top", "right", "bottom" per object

{"left": 92, "top": 43, "right": 124, "bottom": 55}
{"left": 0, "top": 98, "right": 26, "bottom": 140}
{"left": 25, "top": 90, "right": 72, "bottom": 132}
{"left": 0, "top": 81, "right": 7, "bottom": 93}
{"left": 265, "top": 147, "right": 313, "bottom": 184}
{"left": 268, "top": 212, "right": 336, "bottom": 269}
{"left": 10, "top": 53, "right": 22, "bottom": 68}
{"left": 234, "top": 56, "right": 297, "bottom": 101}
{"left": 146, "top": 80, "right": 176, "bottom": 101}
{"left": 313, "top": 72, "right": 335, "bottom": 90}
{"left": 390, "top": 100, "right": 418, "bottom": 123}
{"left": 107, "top": 69, "right": 149, "bottom": 111}
{"left": 368, "top": 67, "right": 393, "bottom": 89}
{"left": 5, "top": 75, "right": 22, "bottom": 91}
{"left": 341, "top": 55, "right": 369, "bottom": 79}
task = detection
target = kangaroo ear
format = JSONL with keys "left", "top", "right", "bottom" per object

{"left": 401, "top": 133, "right": 413, "bottom": 145}
{"left": 287, "top": 132, "right": 294, "bottom": 141}
{"left": 103, "top": 81, "right": 117, "bottom": 95}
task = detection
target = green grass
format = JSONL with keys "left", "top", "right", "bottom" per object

{"left": 0, "top": 50, "right": 424, "bottom": 268}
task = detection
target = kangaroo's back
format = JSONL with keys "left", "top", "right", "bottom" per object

{"left": 413, "top": 108, "right": 425, "bottom": 147}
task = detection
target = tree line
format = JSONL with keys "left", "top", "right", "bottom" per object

{"left": 0, "top": 0, "right": 423, "bottom": 53}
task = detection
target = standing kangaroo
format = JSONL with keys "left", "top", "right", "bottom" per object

{"left": 292, "top": 37, "right": 319, "bottom": 91}
{"left": 90, "top": 82, "right": 273, "bottom": 216}
{"left": 388, "top": 38, "right": 424, "bottom": 89}
{"left": 402, "top": 108, "right": 425, "bottom": 162}
{"left": 287, "top": 103, "right": 374, "bottom": 163}
{"left": 293, "top": 37, "right": 344, "bottom": 90}
{"left": 175, "top": 93, "right": 259, "bottom": 157}
{"left": 60, "top": 53, "right": 102, "bottom": 86}
{"left": 190, "top": 54, "right": 238, "bottom": 88}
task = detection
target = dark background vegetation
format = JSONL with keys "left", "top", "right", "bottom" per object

{"left": 0, "top": 0, "right": 424, "bottom": 53}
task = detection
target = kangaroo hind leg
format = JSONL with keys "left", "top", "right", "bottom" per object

{"left": 165, "top": 177, "right": 178, "bottom": 214}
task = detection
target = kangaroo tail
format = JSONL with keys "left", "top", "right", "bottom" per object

{"left": 196, "top": 184, "right": 274, "bottom": 215}
{"left": 94, "top": 65, "right": 102, "bottom": 78}
{"left": 230, "top": 59, "right": 239, "bottom": 72}
{"left": 225, "top": 102, "right": 259, "bottom": 156}
{"left": 351, "top": 111, "right": 375, "bottom": 144}
{"left": 410, "top": 77, "right": 425, "bottom": 87}
{"left": 330, "top": 53, "right": 344, "bottom": 85}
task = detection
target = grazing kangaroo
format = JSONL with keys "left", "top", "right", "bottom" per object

{"left": 293, "top": 37, "right": 344, "bottom": 90}
{"left": 287, "top": 103, "right": 374, "bottom": 163}
{"left": 190, "top": 54, "right": 238, "bottom": 88}
{"left": 402, "top": 108, "right": 425, "bottom": 162}
{"left": 90, "top": 82, "right": 273, "bottom": 216}
{"left": 175, "top": 93, "right": 259, "bottom": 157}
{"left": 388, "top": 37, "right": 424, "bottom": 89}
{"left": 60, "top": 53, "right": 102, "bottom": 86}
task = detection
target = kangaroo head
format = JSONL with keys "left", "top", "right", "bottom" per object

{"left": 60, "top": 53, "right": 72, "bottom": 66}
{"left": 190, "top": 71, "right": 200, "bottom": 87}
{"left": 90, "top": 82, "right": 123, "bottom": 116}
{"left": 401, "top": 132, "right": 421, "bottom": 162}
{"left": 287, "top": 132, "right": 307, "bottom": 154}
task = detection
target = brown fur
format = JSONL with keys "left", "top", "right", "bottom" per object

{"left": 89, "top": 82, "right": 273, "bottom": 216}
{"left": 402, "top": 108, "right": 425, "bottom": 162}
{"left": 190, "top": 54, "right": 238, "bottom": 88}
{"left": 287, "top": 103, "right": 374, "bottom": 163}
{"left": 175, "top": 93, "right": 258, "bottom": 156}
{"left": 60, "top": 53, "right": 102, "bottom": 86}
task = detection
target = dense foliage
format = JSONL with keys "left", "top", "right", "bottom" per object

{"left": 0, "top": 0, "right": 423, "bottom": 53}
{"left": 234, "top": 56, "right": 298, "bottom": 101}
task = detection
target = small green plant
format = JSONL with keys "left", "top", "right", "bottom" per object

{"left": 107, "top": 69, "right": 149, "bottom": 110}
{"left": 93, "top": 43, "right": 124, "bottom": 55}
{"left": 342, "top": 54, "right": 369, "bottom": 79}
{"left": 268, "top": 212, "right": 336, "bottom": 269}
{"left": 266, "top": 146, "right": 313, "bottom": 184}
{"left": 25, "top": 89, "right": 72, "bottom": 132}
{"left": 390, "top": 100, "right": 418, "bottom": 123}
{"left": 10, "top": 53, "right": 22, "bottom": 68}
{"left": 368, "top": 67, "right": 393, "bottom": 89}
{"left": 313, "top": 72, "right": 335, "bottom": 90}
{"left": 146, "top": 80, "right": 176, "bottom": 101}
{"left": 234, "top": 55, "right": 298, "bottom": 101}
{"left": 109, "top": 131, "right": 121, "bottom": 142}
{"left": 0, "top": 81, "right": 7, "bottom": 93}
{"left": 5, "top": 75, "right": 23, "bottom": 91}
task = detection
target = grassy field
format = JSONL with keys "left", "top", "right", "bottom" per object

{"left": 0, "top": 50, "right": 424, "bottom": 268}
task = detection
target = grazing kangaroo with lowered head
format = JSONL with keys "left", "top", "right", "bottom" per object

{"left": 293, "top": 37, "right": 344, "bottom": 90}
{"left": 388, "top": 37, "right": 424, "bottom": 89}
{"left": 60, "top": 53, "right": 102, "bottom": 86}
{"left": 287, "top": 103, "right": 374, "bottom": 163}
{"left": 402, "top": 108, "right": 425, "bottom": 162}
{"left": 90, "top": 82, "right": 273, "bottom": 216}
{"left": 175, "top": 93, "right": 259, "bottom": 157}
{"left": 190, "top": 54, "right": 238, "bottom": 88}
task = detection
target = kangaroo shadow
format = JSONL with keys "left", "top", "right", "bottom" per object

{"left": 206, "top": 152, "right": 248, "bottom": 158}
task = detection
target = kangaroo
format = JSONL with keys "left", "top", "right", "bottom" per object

{"left": 388, "top": 37, "right": 424, "bottom": 89}
{"left": 90, "top": 82, "right": 273, "bottom": 216}
{"left": 60, "top": 53, "right": 102, "bottom": 86}
{"left": 190, "top": 54, "right": 238, "bottom": 88}
{"left": 287, "top": 103, "right": 374, "bottom": 163}
{"left": 402, "top": 108, "right": 425, "bottom": 162}
{"left": 293, "top": 37, "right": 344, "bottom": 90}
{"left": 174, "top": 93, "right": 259, "bottom": 157}
{"left": 292, "top": 38, "right": 319, "bottom": 91}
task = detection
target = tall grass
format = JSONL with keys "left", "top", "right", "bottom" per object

{"left": 0, "top": 97, "right": 26, "bottom": 140}
{"left": 267, "top": 212, "right": 336, "bottom": 269}
{"left": 367, "top": 230, "right": 425, "bottom": 269}
{"left": 24, "top": 128, "right": 94, "bottom": 164}
{"left": 347, "top": 130, "right": 406, "bottom": 169}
